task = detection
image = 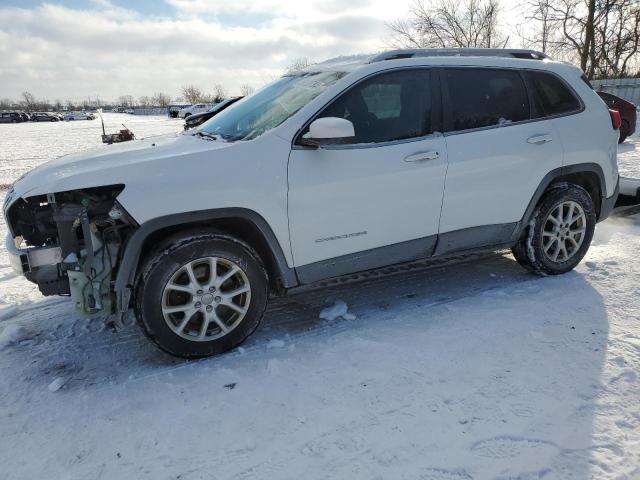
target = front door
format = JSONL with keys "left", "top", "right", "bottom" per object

{"left": 287, "top": 68, "right": 449, "bottom": 282}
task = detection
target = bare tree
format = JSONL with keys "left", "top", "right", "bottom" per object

{"left": 388, "top": 0, "right": 506, "bottom": 49}
{"left": 239, "top": 84, "right": 255, "bottom": 96}
{"left": 525, "top": 0, "right": 640, "bottom": 78}
{"left": 151, "top": 92, "right": 171, "bottom": 107}
{"left": 138, "top": 96, "right": 152, "bottom": 107}
{"left": 117, "top": 95, "right": 135, "bottom": 107}
{"left": 21, "top": 91, "right": 36, "bottom": 112}
{"left": 181, "top": 85, "right": 204, "bottom": 104}
{"left": 522, "top": 0, "right": 561, "bottom": 54}
{"left": 285, "top": 57, "right": 311, "bottom": 73}
{"left": 593, "top": 0, "right": 640, "bottom": 78}
{"left": 212, "top": 84, "right": 227, "bottom": 102}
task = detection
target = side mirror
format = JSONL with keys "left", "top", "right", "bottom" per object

{"left": 299, "top": 117, "right": 355, "bottom": 147}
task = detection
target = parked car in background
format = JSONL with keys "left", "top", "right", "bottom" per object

{"left": 124, "top": 109, "right": 135, "bottom": 115}
{"left": 168, "top": 103, "right": 191, "bottom": 118}
{"left": 19, "top": 112, "right": 31, "bottom": 121}
{"left": 183, "top": 97, "right": 243, "bottom": 130}
{"left": 31, "top": 112, "right": 61, "bottom": 122}
{"left": 64, "top": 111, "right": 96, "bottom": 121}
{"left": 597, "top": 91, "right": 637, "bottom": 143}
{"left": 0, "top": 112, "right": 26, "bottom": 123}
{"left": 4, "top": 48, "right": 620, "bottom": 358}
{"left": 178, "top": 103, "right": 211, "bottom": 118}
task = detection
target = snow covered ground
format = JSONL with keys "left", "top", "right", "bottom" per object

{"left": 0, "top": 116, "right": 639, "bottom": 479}
{"left": 618, "top": 125, "right": 640, "bottom": 179}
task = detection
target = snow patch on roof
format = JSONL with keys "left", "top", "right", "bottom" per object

{"left": 293, "top": 53, "right": 376, "bottom": 74}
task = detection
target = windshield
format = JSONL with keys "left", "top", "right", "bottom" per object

{"left": 199, "top": 71, "right": 345, "bottom": 141}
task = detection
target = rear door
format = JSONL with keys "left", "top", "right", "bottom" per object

{"left": 437, "top": 67, "right": 564, "bottom": 255}
{"left": 288, "top": 68, "right": 448, "bottom": 281}
{"left": 526, "top": 70, "right": 616, "bottom": 193}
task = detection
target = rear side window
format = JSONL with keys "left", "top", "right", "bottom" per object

{"left": 527, "top": 71, "right": 581, "bottom": 117}
{"left": 444, "top": 68, "right": 530, "bottom": 132}
{"left": 316, "top": 69, "right": 433, "bottom": 144}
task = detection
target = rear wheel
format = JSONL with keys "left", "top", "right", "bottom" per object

{"left": 512, "top": 185, "right": 596, "bottom": 276}
{"left": 136, "top": 231, "right": 268, "bottom": 358}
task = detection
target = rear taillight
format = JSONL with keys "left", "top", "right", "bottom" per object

{"left": 609, "top": 109, "right": 622, "bottom": 130}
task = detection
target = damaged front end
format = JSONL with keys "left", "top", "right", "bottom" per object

{"left": 5, "top": 185, "right": 136, "bottom": 317}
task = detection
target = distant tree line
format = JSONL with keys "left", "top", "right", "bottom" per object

{"left": 0, "top": 58, "right": 325, "bottom": 112}
{"left": 0, "top": 83, "right": 257, "bottom": 112}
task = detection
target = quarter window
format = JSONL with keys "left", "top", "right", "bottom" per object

{"left": 527, "top": 71, "right": 581, "bottom": 116}
{"left": 315, "top": 69, "right": 433, "bottom": 144}
{"left": 445, "top": 68, "right": 530, "bottom": 132}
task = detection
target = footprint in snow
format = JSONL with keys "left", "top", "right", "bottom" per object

{"left": 471, "top": 436, "right": 557, "bottom": 459}
{"left": 420, "top": 468, "right": 473, "bottom": 480}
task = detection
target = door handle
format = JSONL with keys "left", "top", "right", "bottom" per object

{"left": 527, "top": 134, "right": 553, "bottom": 145}
{"left": 404, "top": 151, "right": 440, "bottom": 162}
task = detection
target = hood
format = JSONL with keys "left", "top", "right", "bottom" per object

{"left": 11, "top": 132, "right": 232, "bottom": 199}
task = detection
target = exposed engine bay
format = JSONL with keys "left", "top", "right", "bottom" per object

{"left": 5, "top": 185, "right": 136, "bottom": 316}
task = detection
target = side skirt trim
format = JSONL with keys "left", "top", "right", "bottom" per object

{"left": 434, "top": 223, "right": 518, "bottom": 256}
{"left": 295, "top": 235, "right": 437, "bottom": 284}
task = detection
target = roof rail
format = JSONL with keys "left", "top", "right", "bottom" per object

{"left": 369, "top": 48, "right": 550, "bottom": 63}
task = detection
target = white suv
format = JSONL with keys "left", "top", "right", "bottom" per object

{"left": 177, "top": 104, "right": 211, "bottom": 118}
{"left": 4, "top": 49, "right": 620, "bottom": 358}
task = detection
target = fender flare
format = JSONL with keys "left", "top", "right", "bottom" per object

{"left": 114, "top": 207, "right": 298, "bottom": 312}
{"left": 511, "top": 162, "right": 611, "bottom": 241}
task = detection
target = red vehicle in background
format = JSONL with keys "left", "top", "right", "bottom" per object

{"left": 598, "top": 91, "right": 637, "bottom": 143}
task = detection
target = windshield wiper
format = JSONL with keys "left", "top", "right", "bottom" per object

{"left": 195, "top": 131, "right": 218, "bottom": 141}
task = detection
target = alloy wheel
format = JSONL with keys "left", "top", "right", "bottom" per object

{"left": 542, "top": 201, "right": 587, "bottom": 263}
{"left": 161, "top": 257, "right": 251, "bottom": 341}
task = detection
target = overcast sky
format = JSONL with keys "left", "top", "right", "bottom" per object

{"left": 0, "top": 0, "right": 527, "bottom": 103}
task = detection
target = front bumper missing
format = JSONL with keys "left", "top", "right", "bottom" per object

{"left": 4, "top": 233, "right": 62, "bottom": 275}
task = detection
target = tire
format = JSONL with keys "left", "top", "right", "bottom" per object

{"left": 619, "top": 120, "right": 630, "bottom": 144}
{"left": 184, "top": 112, "right": 191, "bottom": 118}
{"left": 135, "top": 231, "right": 269, "bottom": 358}
{"left": 512, "top": 184, "right": 596, "bottom": 276}
{"left": 50, "top": 118, "right": 56, "bottom": 122}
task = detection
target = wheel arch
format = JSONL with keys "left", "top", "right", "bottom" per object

{"left": 513, "top": 163, "right": 608, "bottom": 241}
{"left": 115, "top": 208, "right": 298, "bottom": 313}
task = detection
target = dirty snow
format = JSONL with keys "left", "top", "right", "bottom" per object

{"left": 319, "top": 300, "right": 357, "bottom": 321}
{"left": 0, "top": 116, "right": 639, "bottom": 479}
{"left": 47, "top": 376, "right": 67, "bottom": 393}
{"left": 618, "top": 118, "right": 640, "bottom": 179}
{"left": 0, "top": 323, "right": 34, "bottom": 349}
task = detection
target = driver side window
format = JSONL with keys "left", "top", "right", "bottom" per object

{"left": 315, "top": 69, "right": 432, "bottom": 144}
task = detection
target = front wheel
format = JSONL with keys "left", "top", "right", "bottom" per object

{"left": 135, "top": 231, "right": 269, "bottom": 358}
{"left": 512, "top": 185, "right": 596, "bottom": 276}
